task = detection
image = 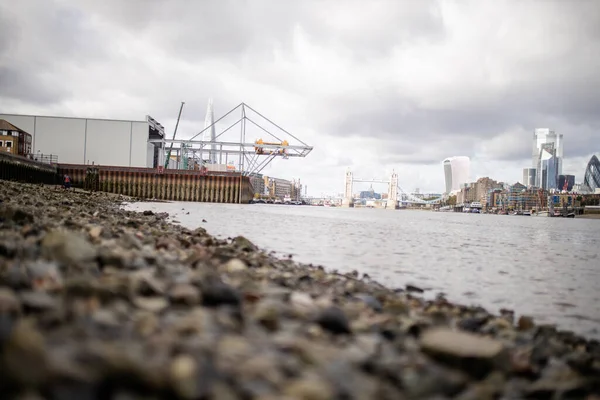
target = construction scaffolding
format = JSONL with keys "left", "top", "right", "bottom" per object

{"left": 150, "top": 102, "right": 313, "bottom": 177}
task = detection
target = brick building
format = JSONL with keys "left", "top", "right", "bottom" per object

{"left": 0, "top": 119, "right": 32, "bottom": 156}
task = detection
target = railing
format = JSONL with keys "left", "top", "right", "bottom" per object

{"left": 25, "top": 153, "right": 58, "bottom": 165}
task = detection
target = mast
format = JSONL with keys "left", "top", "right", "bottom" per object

{"left": 164, "top": 101, "right": 185, "bottom": 169}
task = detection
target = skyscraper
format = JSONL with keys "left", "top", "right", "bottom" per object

{"left": 532, "top": 128, "right": 563, "bottom": 189}
{"left": 443, "top": 156, "right": 470, "bottom": 194}
{"left": 584, "top": 155, "right": 600, "bottom": 192}
{"left": 522, "top": 168, "right": 537, "bottom": 187}
{"left": 203, "top": 98, "right": 217, "bottom": 164}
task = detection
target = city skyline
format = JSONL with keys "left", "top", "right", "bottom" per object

{"left": 1, "top": 1, "right": 599, "bottom": 195}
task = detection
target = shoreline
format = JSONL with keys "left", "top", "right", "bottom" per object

{"left": 1, "top": 181, "right": 599, "bottom": 398}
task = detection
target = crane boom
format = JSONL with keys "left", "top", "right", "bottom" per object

{"left": 164, "top": 101, "right": 185, "bottom": 169}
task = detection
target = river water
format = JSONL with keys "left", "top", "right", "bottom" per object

{"left": 124, "top": 202, "right": 600, "bottom": 339}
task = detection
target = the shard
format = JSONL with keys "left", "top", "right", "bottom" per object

{"left": 203, "top": 98, "right": 217, "bottom": 164}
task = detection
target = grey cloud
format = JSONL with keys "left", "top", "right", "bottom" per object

{"left": 65, "top": 0, "right": 446, "bottom": 62}
{"left": 0, "top": 0, "right": 109, "bottom": 105}
{"left": 0, "top": 66, "right": 71, "bottom": 105}
{"left": 1, "top": 0, "right": 600, "bottom": 193}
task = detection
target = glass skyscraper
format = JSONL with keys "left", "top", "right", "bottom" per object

{"left": 532, "top": 129, "right": 563, "bottom": 190}
{"left": 584, "top": 155, "right": 600, "bottom": 192}
{"left": 443, "top": 156, "right": 470, "bottom": 194}
{"left": 522, "top": 168, "right": 536, "bottom": 187}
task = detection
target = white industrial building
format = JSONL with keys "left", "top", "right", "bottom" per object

{"left": 0, "top": 113, "right": 165, "bottom": 167}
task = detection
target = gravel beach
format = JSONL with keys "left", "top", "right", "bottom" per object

{"left": 1, "top": 181, "right": 599, "bottom": 399}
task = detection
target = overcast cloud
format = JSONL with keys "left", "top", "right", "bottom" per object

{"left": 1, "top": 0, "right": 599, "bottom": 195}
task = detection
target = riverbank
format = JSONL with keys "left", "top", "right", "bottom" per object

{"left": 1, "top": 181, "right": 599, "bottom": 399}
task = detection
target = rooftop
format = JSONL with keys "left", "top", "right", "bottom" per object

{"left": 0, "top": 119, "right": 25, "bottom": 132}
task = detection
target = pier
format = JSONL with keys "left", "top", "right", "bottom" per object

{"left": 0, "top": 153, "right": 255, "bottom": 203}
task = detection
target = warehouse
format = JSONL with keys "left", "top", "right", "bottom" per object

{"left": 0, "top": 113, "right": 165, "bottom": 167}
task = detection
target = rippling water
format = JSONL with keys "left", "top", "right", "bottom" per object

{"left": 125, "top": 201, "right": 600, "bottom": 339}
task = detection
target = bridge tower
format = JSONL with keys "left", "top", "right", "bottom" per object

{"left": 342, "top": 169, "right": 354, "bottom": 207}
{"left": 386, "top": 170, "right": 399, "bottom": 209}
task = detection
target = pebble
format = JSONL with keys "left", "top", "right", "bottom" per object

{"left": 200, "top": 280, "right": 241, "bottom": 308}
{"left": 41, "top": 230, "right": 97, "bottom": 265}
{"left": 169, "top": 284, "right": 200, "bottom": 306}
{"left": 315, "top": 306, "right": 352, "bottom": 335}
{"left": 132, "top": 296, "right": 169, "bottom": 312}
{"left": 518, "top": 315, "right": 536, "bottom": 331}
{"left": 420, "top": 327, "right": 506, "bottom": 378}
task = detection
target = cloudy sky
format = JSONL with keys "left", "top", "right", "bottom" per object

{"left": 1, "top": 0, "right": 599, "bottom": 195}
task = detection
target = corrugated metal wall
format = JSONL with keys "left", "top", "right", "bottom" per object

{"left": 57, "top": 164, "right": 254, "bottom": 203}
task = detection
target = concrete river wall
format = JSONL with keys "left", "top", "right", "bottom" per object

{"left": 0, "top": 155, "right": 254, "bottom": 203}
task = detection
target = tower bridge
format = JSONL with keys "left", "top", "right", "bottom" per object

{"left": 343, "top": 169, "right": 443, "bottom": 208}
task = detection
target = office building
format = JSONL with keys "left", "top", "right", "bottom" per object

{"left": 584, "top": 155, "right": 600, "bottom": 192}
{"left": 532, "top": 128, "right": 563, "bottom": 188}
{"left": 522, "top": 168, "right": 537, "bottom": 187}
{"left": 443, "top": 156, "right": 470, "bottom": 193}
{"left": 558, "top": 174, "right": 575, "bottom": 191}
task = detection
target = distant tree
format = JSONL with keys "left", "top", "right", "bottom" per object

{"left": 447, "top": 195, "right": 457, "bottom": 206}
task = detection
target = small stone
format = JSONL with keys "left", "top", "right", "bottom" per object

{"left": 315, "top": 306, "right": 352, "bottom": 335}
{"left": 156, "top": 237, "right": 177, "bottom": 250}
{"left": 41, "top": 230, "right": 97, "bottom": 265}
{"left": 0, "top": 240, "right": 18, "bottom": 258}
{"left": 232, "top": 236, "right": 257, "bottom": 252}
{"left": 283, "top": 376, "right": 335, "bottom": 400}
{"left": 201, "top": 281, "right": 241, "bottom": 308}
{"left": 170, "top": 354, "right": 198, "bottom": 399}
{"left": 383, "top": 298, "right": 409, "bottom": 315}
{"left": 169, "top": 284, "right": 200, "bottom": 306}
{"left": 222, "top": 258, "right": 247, "bottom": 273}
{"left": 26, "top": 261, "right": 63, "bottom": 291}
{"left": 406, "top": 284, "right": 425, "bottom": 293}
{"left": 143, "top": 210, "right": 154, "bottom": 215}
{"left": 420, "top": 328, "right": 506, "bottom": 378}
{"left": 458, "top": 316, "right": 489, "bottom": 333}
{"left": 518, "top": 315, "right": 535, "bottom": 331}
{"left": 88, "top": 225, "right": 103, "bottom": 239}
{"left": 290, "top": 291, "right": 315, "bottom": 318}
{"left": 133, "top": 312, "right": 159, "bottom": 337}
{"left": 354, "top": 294, "right": 383, "bottom": 312}
{"left": 253, "top": 300, "right": 281, "bottom": 332}
{"left": 3, "top": 320, "right": 49, "bottom": 387}
{"left": 0, "top": 288, "right": 21, "bottom": 315}
{"left": 132, "top": 296, "right": 169, "bottom": 312}
{"left": 19, "top": 291, "right": 59, "bottom": 313}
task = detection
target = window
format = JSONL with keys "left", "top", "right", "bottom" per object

{"left": 6, "top": 140, "right": 12, "bottom": 148}
{"left": 0, "top": 140, "right": 3, "bottom": 147}
{"left": 0, "top": 130, "right": 6, "bottom": 135}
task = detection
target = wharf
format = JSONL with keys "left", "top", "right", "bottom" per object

{"left": 0, "top": 153, "right": 254, "bottom": 203}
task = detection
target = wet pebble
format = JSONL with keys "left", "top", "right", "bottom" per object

{"left": 200, "top": 280, "right": 241, "bottom": 308}
{"left": 315, "top": 306, "right": 352, "bottom": 335}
